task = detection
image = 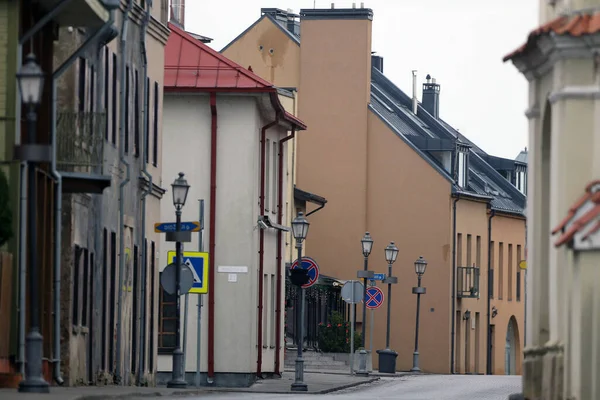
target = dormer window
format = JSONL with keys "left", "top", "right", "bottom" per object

{"left": 456, "top": 143, "right": 470, "bottom": 189}
{"left": 515, "top": 164, "right": 527, "bottom": 195}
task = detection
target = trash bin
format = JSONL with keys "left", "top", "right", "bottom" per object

{"left": 376, "top": 349, "right": 398, "bottom": 373}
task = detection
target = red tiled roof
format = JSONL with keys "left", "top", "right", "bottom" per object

{"left": 553, "top": 180, "right": 600, "bottom": 247}
{"left": 163, "top": 22, "right": 306, "bottom": 130}
{"left": 164, "top": 22, "right": 274, "bottom": 91}
{"left": 503, "top": 12, "right": 600, "bottom": 62}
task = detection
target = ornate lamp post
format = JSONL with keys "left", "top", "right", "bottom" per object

{"left": 17, "top": 53, "right": 49, "bottom": 394}
{"left": 167, "top": 172, "right": 190, "bottom": 388}
{"left": 411, "top": 256, "right": 428, "bottom": 372}
{"left": 376, "top": 241, "right": 399, "bottom": 374}
{"left": 359, "top": 232, "right": 373, "bottom": 348}
{"left": 290, "top": 212, "right": 310, "bottom": 392}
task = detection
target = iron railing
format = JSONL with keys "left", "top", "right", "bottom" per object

{"left": 457, "top": 265, "right": 480, "bottom": 298}
{"left": 56, "top": 111, "right": 106, "bottom": 174}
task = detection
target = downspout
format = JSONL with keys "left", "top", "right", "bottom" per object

{"left": 450, "top": 196, "right": 460, "bottom": 374}
{"left": 48, "top": 14, "right": 115, "bottom": 385}
{"left": 486, "top": 209, "right": 496, "bottom": 375}
{"left": 115, "top": 0, "right": 134, "bottom": 384}
{"left": 275, "top": 128, "right": 295, "bottom": 376}
{"left": 207, "top": 92, "right": 217, "bottom": 383}
{"left": 137, "top": 0, "right": 152, "bottom": 386}
{"left": 257, "top": 117, "right": 279, "bottom": 377}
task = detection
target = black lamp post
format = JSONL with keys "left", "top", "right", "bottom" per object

{"left": 167, "top": 172, "right": 190, "bottom": 388}
{"left": 410, "top": 256, "right": 428, "bottom": 372}
{"left": 360, "top": 232, "right": 373, "bottom": 348}
{"left": 376, "top": 241, "right": 399, "bottom": 374}
{"left": 290, "top": 212, "right": 309, "bottom": 392}
{"left": 17, "top": 53, "right": 49, "bottom": 394}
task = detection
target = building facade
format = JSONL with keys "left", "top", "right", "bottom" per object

{"left": 157, "top": 23, "right": 306, "bottom": 387}
{"left": 222, "top": 6, "right": 527, "bottom": 374}
{"left": 504, "top": 0, "right": 600, "bottom": 398}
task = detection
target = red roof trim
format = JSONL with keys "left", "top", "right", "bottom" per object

{"left": 503, "top": 12, "right": 600, "bottom": 62}
{"left": 553, "top": 180, "right": 600, "bottom": 247}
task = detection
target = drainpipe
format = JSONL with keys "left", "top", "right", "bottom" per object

{"left": 257, "top": 117, "right": 279, "bottom": 377}
{"left": 115, "top": 0, "right": 134, "bottom": 384}
{"left": 275, "top": 128, "right": 295, "bottom": 375}
{"left": 136, "top": 0, "right": 152, "bottom": 386}
{"left": 207, "top": 92, "right": 217, "bottom": 383}
{"left": 450, "top": 196, "right": 460, "bottom": 374}
{"left": 486, "top": 209, "right": 496, "bottom": 375}
{"left": 46, "top": 13, "right": 115, "bottom": 385}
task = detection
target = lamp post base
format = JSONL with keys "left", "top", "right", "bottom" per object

{"left": 410, "top": 351, "right": 421, "bottom": 373}
{"left": 18, "top": 330, "right": 49, "bottom": 393}
{"left": 167, "top": 348, "right": 187, "bottom": 388}
{"left": 290, "top": 357, "right": 307, "bottom": 391}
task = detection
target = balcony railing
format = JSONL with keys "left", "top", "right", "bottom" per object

{"left": 457, "top": 265, "right": 480, "bottom": 299}
{"left": 56, "top": 111, "right": 106, "bottom": 175}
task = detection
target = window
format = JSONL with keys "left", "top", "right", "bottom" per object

{"left": 134, "top": 69, "right": 140, "bottom": 157}
{"left": 102, "top": 229, "right": 108, "bottom": 370}
{"left": 149, "top": 241, "right": 156, "bottom": 370}
{"left": 466, "top": 234, "right": 472, "bottom": 267}
{"left": 152, "top": 81, "right": 159, "bottom": 166}
{"left": 272, "top": 141, "right": 277, "bottom": 213}
{"left": 508, "top": 244, "right": 513, "bottom": 301}
{"left": 131, "top": 245, "right": 139, "bottom": 373}
{"left": 125, "top": 65, "right": 130, "bottom": 153}
{"left": 112, "top": 53, "right": 118, "bottom": 145}
{"left": 72, "top": 245, "right": 82, "bottom": 325}
{"left": 270, "top": 273, "right": 276, "bottom": 347}
{"left": 265, "top": 139, "right": 270, "bottom": 212}
{"left": 89, "top": 65, "right": 95, "bottom": 113}
{"left": 104, "top": 48, "right": 110, "bottom": 141}
{"left": 516, "top": 170, "right": 527, "bottom": 194}
{"left": 109, "top": 231, "right": 117, "bottom": 371}
{"left": 489, "top": 241, "right": 495, "bottom": 299}
{"left": 456, "top": 233, "right": 462, "bottom": 266}
{"left": 457, "top": 150, "right": 467, "bottom": 188}
{"left": 476, "top": 236, "right": 481, "bottom": 267}
{"left": 517, "top": 245, "right": 522, "bottom": 302}
{"left": 262, "top": 274, "right": 268, "bottom": 347}
{"left": 145, "top": 77, "right": 150, "bottom": 163}
{"left": 158, "top": 273, "right": 177, "bottom": 353}
{"left": 82, "top": 248, "right": 89, "bottom": 327}
{"left": 78, "top": 58, "right": 86, "bottom": 113}
{"left": 498, "top": 242, "right": 504, "bottom": 300}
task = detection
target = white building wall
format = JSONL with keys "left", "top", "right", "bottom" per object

{"left": 158, "top": 93, "right": 287, "bottom": 380}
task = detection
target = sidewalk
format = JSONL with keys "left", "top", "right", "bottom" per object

{"left": 284, "top": 367, "right": 414, "bottom": 378}
{"left": 0, "top": 372, "right": 379, "bottom": 399}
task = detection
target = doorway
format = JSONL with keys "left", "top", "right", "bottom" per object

{"left": 505, "top": 317, "right": 519, "bottom": 375}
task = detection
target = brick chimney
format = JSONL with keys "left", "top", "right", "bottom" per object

{"left": 170, "top": 0, "right": 185, "bottom": 29}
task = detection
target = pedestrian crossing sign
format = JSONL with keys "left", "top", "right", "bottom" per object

{"left": 167, "top": 251, "right": 209, "bottom": 294}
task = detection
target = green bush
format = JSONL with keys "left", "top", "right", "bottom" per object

{"left": 0, "top": 169, "right": 12, "bottom": 247}
{"left": 317, "top": 311, "right": 362, "bottom": 353}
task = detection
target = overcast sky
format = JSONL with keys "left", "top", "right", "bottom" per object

{"left": 185, "top": 0, "right": 538, "bottom": 160}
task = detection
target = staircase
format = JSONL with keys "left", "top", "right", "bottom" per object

{"left": 284, "top": 348, "right": 349, "bottom": 371}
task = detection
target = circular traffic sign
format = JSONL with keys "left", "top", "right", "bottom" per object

{"left": 291, "top": 256, "right": 320, "bottom": 288}
{"left": 365, "top": 286, "right": 384, "bottom": 309}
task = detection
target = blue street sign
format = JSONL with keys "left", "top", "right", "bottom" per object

{"left": 291, "top": 256, "right": 320, "bottom": 288}
{"left": 365, "top": 286, "right": 384, "bottom": 309}
{"left": 155, "top": 221, "right": 201, "bottom": 233}
{"left": 167, "top": 251, "right": 209, "bottom": 294}
{"left": 370, "top": 273, "right": 386, "bottom": 281}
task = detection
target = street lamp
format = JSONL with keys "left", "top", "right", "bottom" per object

{"left": 17, "top": 53, "right": 49, "bottom": 394}
{"left": 290, "top": 212, "right": 309, "bottom": 392}
{"left": 360, "top": 232, "right": 373, "bottom": 348}
{"left": 167, "top": 172, "right": 190, "bottom": 389}
{"left": 410, "top": 256, "right": 428, "bottom": 372}
{"left": 376, "top": 242, "right": 399, "bottom": 374}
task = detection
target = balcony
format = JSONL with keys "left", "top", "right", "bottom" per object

{"left": 457, "top": 265, "right": 480, "bottom": 299}
{"left": 56, "top": 111, "right": 111, "bottom": 194}
{"left": 36, "top": 0, "right": 113, "bottom": 29}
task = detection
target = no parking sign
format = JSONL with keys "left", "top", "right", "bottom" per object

{"left": 290, "top": 256, "right": 320, "bottom": 288}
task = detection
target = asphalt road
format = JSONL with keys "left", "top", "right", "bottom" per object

{"left": 157, "top": 374, "right": 521, "bottom": 400}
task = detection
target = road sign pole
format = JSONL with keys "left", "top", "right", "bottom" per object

{"left": 196, "top": 199, "right": 204, "bottom": 387}
{"left": 183, "top": 292, "right": 189, "bottom": 375}
{"left": 350, "top": 281, "right": 355, "bottom": 375}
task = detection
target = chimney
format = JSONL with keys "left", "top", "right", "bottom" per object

{"left": 422, "top": 74, "right": 440, "bottom": 118}
{"left": 412, "top": 70, "right": 417, "bottom": 114}
{"left": 170, "top": 0, "right": 186, "bottom": 29}
{"left": 371, "top": 54, "right": 383, "bottom": 72}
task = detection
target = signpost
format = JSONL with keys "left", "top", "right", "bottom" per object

{"left": 341, "top": 280, "right": 364, "bottom": 374}
{"left": 167, "top": 251, "right": 209, "bottom": 294}
{"left": 291, "top": 257, "right": 320, "bottom": 288}
{"left": 155, "top": 221, "right": 201, "bottom": 233}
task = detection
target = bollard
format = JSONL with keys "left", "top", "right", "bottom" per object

{"left": 356, "top": 349, "right": 369, "bottom": 376}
